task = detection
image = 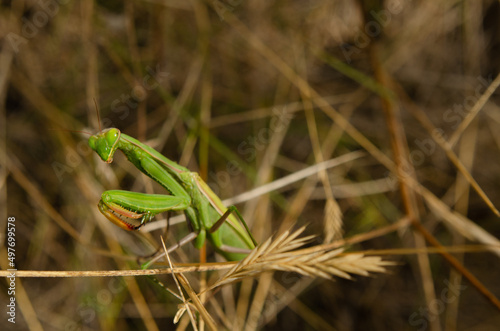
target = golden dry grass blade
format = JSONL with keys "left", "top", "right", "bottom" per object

{"left": 177, "top": 274, "right": 217, "bottom": 331}
{"left": 398, "top": 87, "right": 500, "bottom": 217}
{"left": 159, "top": 237, "right": 198, "bottom": 329}
{"left": 449, "top": 72, "right": 500, "bottom": 147}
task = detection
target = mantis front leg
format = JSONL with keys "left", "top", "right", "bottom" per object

{"left": 98, "top": 190, "right": 191, "bottom": 231}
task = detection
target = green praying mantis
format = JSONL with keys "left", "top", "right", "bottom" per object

{"left": 88, "top": 128, "right": 257, "bottom": 261}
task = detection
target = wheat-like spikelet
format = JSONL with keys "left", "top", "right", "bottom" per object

{"left": 208, "top": 226, "right": 394, "bottom": 291}
{"left": 172, "top": 227, "right": 394, "bottom": 327}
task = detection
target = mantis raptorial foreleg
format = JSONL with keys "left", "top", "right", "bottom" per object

{"left": 98, "top": 190, "right": 190, "bottom": 230}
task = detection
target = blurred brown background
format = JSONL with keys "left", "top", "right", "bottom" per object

{"left": 1, "top": 0, "right": 500, "bottom": 330}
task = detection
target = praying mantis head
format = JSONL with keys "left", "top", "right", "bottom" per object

{"left": 88, "top": 128, "right": 121, "bottom": 163}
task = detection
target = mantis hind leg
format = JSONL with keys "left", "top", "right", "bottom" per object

{"left": 209, "top": 206, "right": 258, "bottom": 247}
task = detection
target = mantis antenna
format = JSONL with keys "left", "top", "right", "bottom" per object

{"left": 93, "top": 98, "right": 102, "bottom": 132}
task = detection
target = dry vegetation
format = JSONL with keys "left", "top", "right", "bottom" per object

{"left": 1, "top": 0, "right": 500, "bottom": 330}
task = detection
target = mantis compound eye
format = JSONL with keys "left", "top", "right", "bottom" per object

{"left": 105, "top": 128, "right": 120, "bottom": 146}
